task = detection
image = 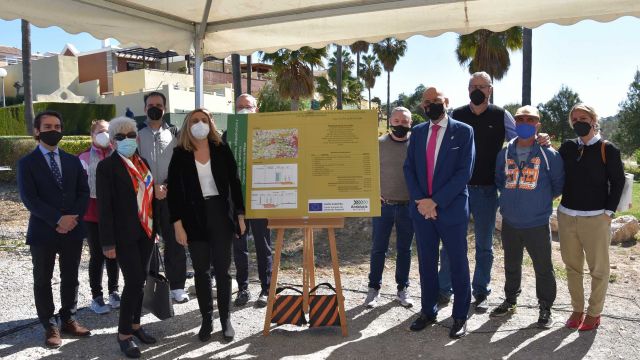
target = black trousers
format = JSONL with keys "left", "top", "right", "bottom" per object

{"left": 30, "top": 237, "right": 84, "bottom": 329}
{"left": 116, "top": 226, "right": 153, "bottom": 335}
{"left": 233, "top": 218, "right": 272, "bottom": 292}
{"left": 86, "top": 221, "right": 119, "bottom": 299}
{"left": 149, "top": 199, "right": 187, "bottom": 290}
{"left": 188, "top": 196, "right": 233, "bottom": 325}
{"left": 501, "top": 221, "right": 557, "bottom": 309}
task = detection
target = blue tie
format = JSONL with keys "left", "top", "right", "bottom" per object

{"left": 48, "top": 152, "right": 63, "bottom": 188}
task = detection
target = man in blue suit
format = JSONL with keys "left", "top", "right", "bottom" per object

{"left": 18, "top": 110, "right": 91, "bottom": 348}
{"left": 403, "top": 87, "right": 475, "bottom": 339}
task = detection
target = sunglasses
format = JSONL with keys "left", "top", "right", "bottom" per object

{"left": 114, "top": 132, "right": 137, "bottom": 141}
{"left": 576, "top": 144, "right": 585, "bottom": 162}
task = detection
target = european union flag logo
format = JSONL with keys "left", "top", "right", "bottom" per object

{"left": 309, "top": 203, "right": 322, "bottom": 212}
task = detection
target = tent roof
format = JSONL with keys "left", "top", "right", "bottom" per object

{"left": 2, "top": 0, "right": 640, "bottom": 57}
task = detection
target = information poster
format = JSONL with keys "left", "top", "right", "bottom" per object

{"left": 227, "top": 110, "right": 381, "bottom": 219}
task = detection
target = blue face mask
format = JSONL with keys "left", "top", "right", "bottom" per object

{"left": 516, "top": 123, "right": 536, "bottom": 139}
{"left": 116, "top": 138, "right": 137, "bottom": 157}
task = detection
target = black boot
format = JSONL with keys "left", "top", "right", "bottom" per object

{"left": 221, "top": 317, "right": 235, "bottom": 341}
{"left": 198, "top": 314, "right": 213, "bottom": 342}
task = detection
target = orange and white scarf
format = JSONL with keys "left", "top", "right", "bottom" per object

{"left": 119, "top": 153, "right": 154, "bottom": 238}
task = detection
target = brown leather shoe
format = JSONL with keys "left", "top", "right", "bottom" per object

{"left": 61, "top": 319, "right": 91, "bottom": 337}
{"left": 45, "top": 326, "right": 62, "bottom": 348}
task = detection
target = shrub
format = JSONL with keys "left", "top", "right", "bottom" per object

{"left": 624, "top": 163, "right": 640, "bottom": 181}
{"left": 635, "top": 148, "right": 640, "bottom": 166}
{"left": 0, "top": 135, "right": 91, "bottom": 183}
{"left": 0, "top": 102, "right": 116, "bottom": 136}
{"left": 411, "top": 113, "right": 426, "bottom": 126}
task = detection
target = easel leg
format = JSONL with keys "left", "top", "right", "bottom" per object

{"left": 302, "top": 227, "right": 310, "bottom": 313}
{"left": 309, "top": 228, "right": 316, "bottom": 290}
{"left": 263, "top": 228, "right": 285, "bottom": 336}
{"left": 328, "top": 228, "right": 348, "bottom": 337}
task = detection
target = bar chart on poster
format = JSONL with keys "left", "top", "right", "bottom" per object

{"left": 227, "top": 110, "right": 381, "bottom": 219}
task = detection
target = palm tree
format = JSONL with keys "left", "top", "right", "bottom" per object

{"left": 522, "top": 28, "right": 532, "bottom": 105}
{"left": 261, "top": 47, "right": 326, "bottom": 111}
{"left": 360, "top": 54, "right": 381, "bottom": 109}
{"left": 21, "top": 19, "right": 34, "bottom": 135}
{"left": 373, "top": 38, "right": 407, "bottom": 128}
{"left": 350, "top": 41, "right": 370, "bottom": 80}
{"left": 456, "top": 27, "right": 523, "bottom": 103}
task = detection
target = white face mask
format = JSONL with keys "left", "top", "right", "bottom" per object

{"left": 237, "top": 108, "right": 254, "bottom": 114}
{"left": 190, "top": 121, "right": 210, "bottom": 140}
{"left": 94, "top": 132, "right": 110, "bottom": 148}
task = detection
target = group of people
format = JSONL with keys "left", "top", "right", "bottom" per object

{"left": 17, "top": 92, "right": 273, "bottom": 358}
{"left": 365, "top": 71, "right": 625, "bottom": 339}
{"left": 17, "top": 71, "right": 625, "bottom": 356}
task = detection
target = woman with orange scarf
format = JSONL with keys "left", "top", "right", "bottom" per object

{"left": 97, "top": 116, "right": 157, "bottom": 358}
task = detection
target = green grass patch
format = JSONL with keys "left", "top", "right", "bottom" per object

{"left": 554, "top": 263, "right": 568, "bottom": 280}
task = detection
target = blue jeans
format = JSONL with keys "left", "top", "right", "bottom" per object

{"left": 439, "top": 185, "right": 497, "bottom": 298}
{"left": 368, "top": 203, "right": 414, "bottom": 291}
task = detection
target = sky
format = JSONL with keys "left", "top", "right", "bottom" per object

{"left": 1, "top": 16, "right": 639, "bottom": 117}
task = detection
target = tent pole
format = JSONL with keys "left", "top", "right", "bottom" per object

{"left": 194, "top": 0, "right": 213, "bottom": 108}
{"left": 194, "top": 35, "right": 204, "bottom": 108}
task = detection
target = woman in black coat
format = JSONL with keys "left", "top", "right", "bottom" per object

{"left": 97, "top": 116, "right": 157, "bottom": 358}
{"left": 167, "top": 108, "right": 246, "bottom": 342}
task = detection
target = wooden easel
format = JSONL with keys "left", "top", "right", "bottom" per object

{"left": 263, "top": 218, "right": 348, "bottom": 337}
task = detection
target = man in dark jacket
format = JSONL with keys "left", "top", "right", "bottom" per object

{"left": 18, "top": 110, "right": 91, "bottom": 348}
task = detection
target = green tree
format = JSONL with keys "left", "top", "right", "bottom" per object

{"left": 456, "top": 27, "right": 523, "bottom": 103}
{"left": 503, "top": 102, "right": 522, "bottom": 117}
{"left": 613, "top": 70, "right": 640, "bottom": 154}
{"left": 261, "top": 47, "right": 326, "bottom": 110}
{"left": 360, "top": 54, "right": 381, "bottom": 109}
{"left": 315, "top": 49, "right": 363, "bottom": 110}
{"left": 373, "top": 38, "right": 407, "bottom": 127}
{"left": 350, "top": 41, "right": 370, "bottom": 81}
{"left": 257, "top": 72, "right": 309, "bottom": 112}
{"left": 538, "top": 85, "right": 581, "bottom": 141}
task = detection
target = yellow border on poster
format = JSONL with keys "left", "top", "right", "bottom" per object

{"left": 245, "top": 110, "right": 381, "bottom": 219}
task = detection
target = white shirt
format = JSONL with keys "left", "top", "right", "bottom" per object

{"left": 425, "top": 115, "right": 449, "bottom": 166}
{"left": 195, "top": 160, "right": 219, "bottom": 197}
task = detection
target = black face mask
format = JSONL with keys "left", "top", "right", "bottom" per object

{"left": 469, "top": 89, "right": 486, "bottom": 106}
{"left": 573, "top": 121, "right": 592, "bottom": 137}
{"left": 147, "top": 106, "right": 163, "bottom": 121}
{"left": 425, "top": 103, "right": 445, "bottom": 121}
{"left": 391, "top": 125, "right": 410, "bottom": 138}
{"left": 39, "top": 130, "right": 63, "bottom": 147}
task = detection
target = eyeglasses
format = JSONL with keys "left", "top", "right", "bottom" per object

{"left": 469, "top": 85, "right": 491, "bottom": 90}
{"left": 576, "top": 144, "right": 585, "bottom": 162}
{"left": 114, "top": 132, "right": 137, "bottom": 141}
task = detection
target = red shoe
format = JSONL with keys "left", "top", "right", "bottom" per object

{"left": 565, "top": 312, "right": 585, "bottom": 329}
{"left": 578, "top": 315, "right": 601, "bottom": 331}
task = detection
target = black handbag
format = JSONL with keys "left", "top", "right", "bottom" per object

{"left": 308, "top": 283, "right": 341, "bottom": 327}
{"left": 271, "top": 286, "right": 307, "bottom": 326}
{"left": 142, "top": 243, "right": 175, "bottom": 320}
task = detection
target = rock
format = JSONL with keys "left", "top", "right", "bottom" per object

{"left": 610, "top": 215, "right": 640, "bottom": 244}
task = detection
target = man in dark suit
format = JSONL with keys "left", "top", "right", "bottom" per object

{"left": 17, "top": 110, "right": 91, "bottom": 348}
{"left": 403, "top": 87, "right": 475, "bottom": 339}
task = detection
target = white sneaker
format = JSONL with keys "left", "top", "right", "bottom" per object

{"left": 171, "top": 289, "right": 190, "bottom": 303}
{"left": 108, "top": 292, "right": 121, "bottom": 309}
{"left": 90, "top": 296, "right": 111, "bottom": 314}
{"left": 396, "top": 289, "right": 414, "bottom": 308}
{"left": 364, "top": 288, "right": 380, "bottom": 308}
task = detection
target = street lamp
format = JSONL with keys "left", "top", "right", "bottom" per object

{"left": 0, "top": 68, "right": 7, "bottom": 107}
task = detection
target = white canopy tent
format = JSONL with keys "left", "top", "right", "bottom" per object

{"left": 2, "top": 0, "right": 640, "bottom": 107}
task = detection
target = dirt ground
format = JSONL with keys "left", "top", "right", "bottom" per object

{"left": 1, "top": 183, "right": 639, "bottom": 359}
